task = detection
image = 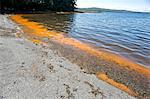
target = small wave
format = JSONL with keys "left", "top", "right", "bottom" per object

{"left": 24, "top": 12, "right": 150, "bottom": 67}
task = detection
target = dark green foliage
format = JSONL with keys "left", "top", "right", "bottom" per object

{"left": 0, "top": 0, "right": 76, "bottom": 12}
{"left": 52, "top": 0, "right": 76, "bottom": 11}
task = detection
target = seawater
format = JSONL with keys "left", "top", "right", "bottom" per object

{"left": 23, "top": 12, "right": 150, "bottom": 67}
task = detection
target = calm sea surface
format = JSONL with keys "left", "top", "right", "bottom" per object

{"left": 24, "top": 12, "right": 150, "bottom": 67}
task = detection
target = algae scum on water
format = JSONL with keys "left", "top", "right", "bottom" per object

{"left": 23, "top": 12, "right": 150, "bottom": 67}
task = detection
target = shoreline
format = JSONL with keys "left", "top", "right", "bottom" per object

{"left": 0, "top": 14, "right": 136, "bottom": 99}
{"left": 10, "top": 14, "right": 150, "bottom": 98}
{"left": 22, "top": 14, "right": 150, "bottom": 70}
{"left": 12, "top": 15, "right": 150, "bottom": 74}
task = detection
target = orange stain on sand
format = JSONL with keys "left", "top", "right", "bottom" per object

{"left": 11, "top": 15, "right": 150, "bottom": 96}
{"left": 97, "top": 73, "right": 137, "bottom": 96}
{"left": 31, "top": 39, "right": 43, "bottom": 45}
{"left": 11, "top": 15, "right": 150, "bottom": 77}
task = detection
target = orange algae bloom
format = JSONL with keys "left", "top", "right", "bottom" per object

{"left": 97, "top": 73, "right": 138, "bottom": 96}
{"left": 11, "top": 15, "right": 150, "bottom": 77}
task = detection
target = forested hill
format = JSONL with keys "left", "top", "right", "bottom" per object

{"left": 0, "top": 0, "right": 77, "bottom": 13}
{"left": 76, "top": 8, "right": 150, "bottom": 13}
{"left": 76, "top": 8, "right": 131, "bottom": 13}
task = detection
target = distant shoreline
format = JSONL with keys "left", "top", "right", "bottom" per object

{"left": 76, "top": 7, "right": 150, "bottom": 13}
{"left": 1, "top": 8, "right": 149, "bottom": 15}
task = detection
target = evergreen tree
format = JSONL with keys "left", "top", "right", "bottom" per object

{"left": 0, "top": 0, "right": 77, "bottom": 12}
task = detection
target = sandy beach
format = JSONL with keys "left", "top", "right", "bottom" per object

{"left": 0, "top": 14, "right": 147, "bottom": 99}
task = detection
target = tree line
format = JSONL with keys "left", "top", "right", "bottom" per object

{"left": 0, "top": 0, "right": 77, "bottom": 13}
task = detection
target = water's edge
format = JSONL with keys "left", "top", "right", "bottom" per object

{"left": 23, "top": 12, "right": 150, "bottom": 67}
{"left": 11, "top": 15, "right": 150, "bottom": 98}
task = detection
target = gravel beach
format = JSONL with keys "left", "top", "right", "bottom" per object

{"left": 0, "top": 15, "right": 136, "bottom": 99}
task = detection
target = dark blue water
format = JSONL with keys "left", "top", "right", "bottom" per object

{"left": 24, "top": 12, "right": 150, "bottom": 67}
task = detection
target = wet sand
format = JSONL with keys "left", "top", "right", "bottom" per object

{"left": 0, "top": 15, "right": 137, "bottom": 99}
{"left": 10, "top": 15, "right": 150, "bottom": 98}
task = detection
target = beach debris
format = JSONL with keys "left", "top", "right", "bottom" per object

{"left": 84, "top": 81, "right": 104, "bottom": 97}
{"left": 47, "top": 64, "right": 54, "bottom": 72}
{"left": 64, "top": 84, "right": 75, "bottom": 99}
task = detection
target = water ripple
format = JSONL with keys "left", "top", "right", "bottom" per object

{"left": 25, "top": 12, "right": 150, "bottom": 67}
